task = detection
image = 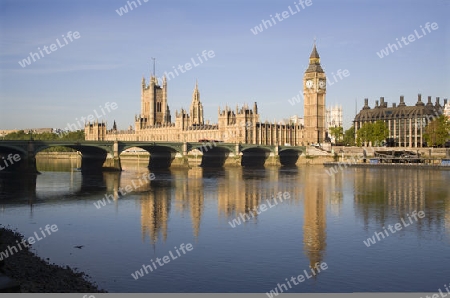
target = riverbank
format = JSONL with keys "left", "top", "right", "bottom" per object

{"left": 0, "top": 226, "right": 106, "bottom": 293}
{"left": 324, "top": 161, "right": 450, "bottom": 170}
{"left": 36, "top": 152, "right": 81, "bottom": 159}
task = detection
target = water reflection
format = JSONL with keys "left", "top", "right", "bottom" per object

{"left": 353, "top": 168, "right": 450, "bottom": 233}
{"left": 446, "top": 203, "right": 450, "bottom": 236}
{"left": 2, "top": 159, "right": 449, "bottom": 257}
{"left": 328, "top": 170, "right": 343, "bottom": 217}
{"left": 0, "top": 173, "right": 37, "bottom": 202}
{"left": 303, "top": 170, "right": 327, "bottom": 268}
{"left": 2, "top": 159, "right": 450, "bottom": 292}
{"left": 140, "top": 182, "right": 171, "bottom": 245}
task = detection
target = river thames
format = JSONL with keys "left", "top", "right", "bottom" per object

{"left": 1, "top": 158, "right": 449, "bottom": 293}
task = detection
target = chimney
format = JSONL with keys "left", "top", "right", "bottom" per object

{"left": 375, "top": 100, "right": 379, "bottom": 107}
{"left": 416, "top": 93, "right": 424, "bottom": 106}
{"left": 380, "top": 97, "right": 384, "bottom": 108}
{"left": 393, "top": 103, "right": 397, "bottom": 108}
{"left": 363, "top": 98, "right": 370, "bottom": 110}
{"left": 444, "top": 98, "right": 448, "bottom": 106}
{"left": 436, "top": 97, "right": 440, "bottom": 106}
{"left": 399, "top": 95, "right": 405, "bottom": 106}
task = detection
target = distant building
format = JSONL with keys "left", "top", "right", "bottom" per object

{"left": 444, "top": 102, "right": 450, "bottom": 119}
{"left": 0, "top": 128, "right": 53, "bottom": 138}
{"left": 86, "top": 43, "right": 329, "bottom": 145}
{"left": 0, "top": 130, "right": 18, "bottom": 138}
{"left": 325, "top": 105, "right": 343, "bottom": 143}
{"left": 326, "top": 105, "right": 343, "bottom": 129}
{"left": 354, "top": 95, "right": 447, "bottom": 147}
{"left": 24, "top": 128, "right": 53, "bottom": 134}
{"left": 289, "top": 115, "right": 304, "bottom": 125}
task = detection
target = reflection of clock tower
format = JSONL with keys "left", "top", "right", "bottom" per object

{"left": 303, "top": 42, "right": 326, "bottom": 144}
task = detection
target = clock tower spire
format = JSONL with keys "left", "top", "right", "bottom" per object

{"left": 303, "top": 42, "right": 326, "bottom": 145}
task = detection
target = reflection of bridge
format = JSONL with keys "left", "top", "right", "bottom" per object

{"left": 0, "top": 140, "right": 305, "bottom": 173}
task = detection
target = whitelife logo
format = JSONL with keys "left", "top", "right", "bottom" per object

{"left": 228, "top": 192, "right": 291, "bottom": 228}
{"left": 363, "top": 211, "right": 425, "bottom": 247}
{"left": 266, "top": 262, "right": 328, "bottom": 297}
{"left": 250, "top": 0, "right": 313, "bottom": 35}
{"left": 0, "top": 224, "right": 58, "bottom": 261}
{"left": 131, "top": 243, "right": 193, "bottom": 280}
{"left": 115, "top": 0, "right": 149, "bottom": 16}
{"left": 376, "top": 22, "right": 438, "bottom": 58}
{"left": 0, "top": 153, "right": 21, "bottom": 171}
{"left": 18, "top": 31, "right": 81, "bottom": 68}
{"left": 93, "top": 173, "right": 156, "bottom": 209}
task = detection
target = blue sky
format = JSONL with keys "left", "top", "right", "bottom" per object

{"left": 0, "top": 0, "right": 449, "bottom": 130}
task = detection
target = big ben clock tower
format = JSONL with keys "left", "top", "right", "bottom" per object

{"left": 303, "top": 42, "right": 326, "bottom": 145}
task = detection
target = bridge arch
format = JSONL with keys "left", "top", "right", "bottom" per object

{"left": 278, "top": 148, "right": 303, "bottom": 166}
{"left": 241, "top": 147, "right": 272, "bottom": 167}
{"left": 0, "top": 143, "right": 28, "bottom": 172}
{"left": 186, "top": 142, "right": 235, "bottom": 168}
{"left": 119, "top": 144, "right": 180, "bottom": 169}
{"left": 34, "top": 143, "right": 113, "bottom": 173}
{"left": 199, "top": 146, "right": 233, "bottom": 168}
{"left": 0, "top": 141, "right": 116, "bottom": 173}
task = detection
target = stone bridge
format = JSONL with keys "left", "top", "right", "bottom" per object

{"left": 0, "top": 140, "right": 305, "bottom": 173}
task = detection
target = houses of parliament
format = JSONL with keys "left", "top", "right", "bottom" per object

{"left": 85, "top": 44, "right": 327, "bottom": 145}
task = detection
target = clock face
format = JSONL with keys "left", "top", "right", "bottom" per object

{"left": 319, "top": 80, "right": 326, "bottom": 89}
{"left": 306, "top": 80, "right": 313, "bottom": 89}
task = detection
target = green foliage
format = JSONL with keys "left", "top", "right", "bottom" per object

{"left": 3, "top": 130, "right": 85, "bottom": 152}
{"left": 356, "top": 121, "right": 389, "bottom": 146}
{"left": 60, "top": 130, "right": 85, "bottom": 141}
{"left": 31, "top": 132, "right": 59, "bottom": 140}
{"left": 423, "top": 115, "right": 450, "bottom": 147}
{"left": 371, "top": 121, "right": 389, "bottom": 145}
{"left": 3, "top": 130, "right": 29, "bottom": 140}
{"left": 356, "top": 123, "right": 372, "bottom": 146}
{"left": 333, "top": 152, "right": 339, "bottom": 161}
{"left": 343, "top": 126, "right": 355, "bottom": 146}
{"left": 329, "top": 126, "right": 343, "bottom": 143}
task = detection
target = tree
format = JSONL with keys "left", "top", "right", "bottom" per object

{"left": 3, "top": 130, "right": 29, "bottom": 140}
{"left": 423, "top": 115, "right": 450, "bottom": 147}
{"left": 356, "top": 122, "right": 373, "bottom": 146}
{"left": 329, "top": 126, "right": 343, "bottom": 144}
{"left": 60, "top": 130, "right": 85, "bottom": 141}
{"left": 3, "top": 130, "right": 85, "bottom": 151}
{"left": 371, "top": 121, "right": 389, "bottom": 146}
{"left": 343, "top": 126, "right": 355, "bottom": 146}
{"left": 356, "top": 121, "right": 389, "bottom": 146}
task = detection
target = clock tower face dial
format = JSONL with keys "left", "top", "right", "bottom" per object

{"left": 319, "top": 80, "right": 326, "bottom": 89}
{"left": 306, "top": 80, "right": 313, "bottom": 89}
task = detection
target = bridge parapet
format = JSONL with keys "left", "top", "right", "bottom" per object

{"left": 0, "top": 140, "right": 307, "bottom": 172}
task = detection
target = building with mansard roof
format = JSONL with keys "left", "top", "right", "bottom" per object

{"left": 354, "top": 95, "right": 447, "bottom": 147}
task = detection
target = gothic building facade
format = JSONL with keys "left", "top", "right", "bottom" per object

{"left": 85, "top": 44, "right": 327, "bottom": 146}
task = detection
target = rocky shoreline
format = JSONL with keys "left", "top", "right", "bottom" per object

{"left": 0, "top": 226, "right": 106, "bottom": 293}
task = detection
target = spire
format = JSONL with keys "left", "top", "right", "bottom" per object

{"left": 305, "top": 40, "right": 324, "bottom": 73}
{"left": 310, "top": 42, "right": 320, "bottom": 59}
{"left": 192, "top": 80, "right": 200, "bottom": 101}
{"left": 151, "top": 57, "right": 156, "bottom": 77}
{"left": 190, "top": 80, "right": 203, "bottom": 125}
